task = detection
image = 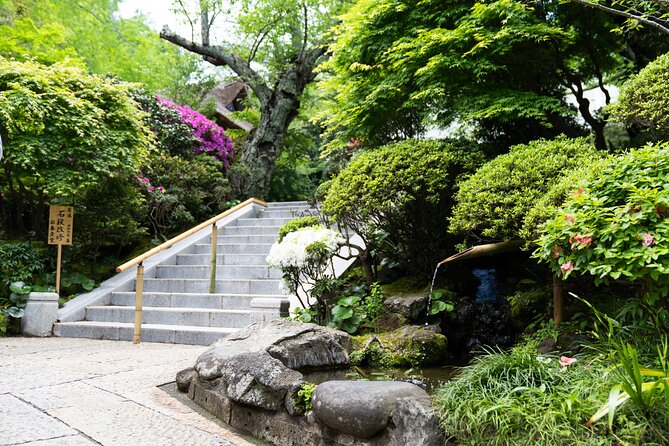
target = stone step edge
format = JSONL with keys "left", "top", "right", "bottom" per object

{"left": 54, "top": 320, "right": 238, "bottom": 333}
{"left": 111, "top": 292, "right": 287, "bottom": 298}
{"left": 86, "top": 306, "right": 254, "bottom": 314}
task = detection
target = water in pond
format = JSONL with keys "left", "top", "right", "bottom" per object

{"left": 303, "top": 366, "right": 457, "bottom": 393}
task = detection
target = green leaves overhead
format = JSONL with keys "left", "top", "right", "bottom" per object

{"left": 317, "top": 0, "right": 624, "bottom": 150}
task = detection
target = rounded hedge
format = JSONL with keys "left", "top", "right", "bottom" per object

{"left": 449, "top": 136, "right": 604, "bottom": 242}
{"left": 609, "top": 52, "right": 669, "bottom": 141}
{"left": 321, "top": 138, "right": 485, "bottom": 276}
{"left": 536, "top": 142, "right": 669, "bottom": 300}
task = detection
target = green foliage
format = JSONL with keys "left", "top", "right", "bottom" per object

{"left": 0, "top": 0, "right": 207, "bottom": 94}
{"left": 428, "top": 289, "right": 456, "bottom": 317}
{"left": 450, "top": 136, "right": 604, "bottom": 242}
{"left": 0, "top": 241, "right": 45, "bottom": 286}
{"left": 365, "top": 282, "right": 386, "bottom": 321}
{"left": 536, "top": 142, "right": 669, "bottom": 302}
{"left": 294, "top": 382, "right": 317, "bottom": 413}
{"left": 0, "top": 58, "right": 150, "bottom": 200}
{"left": 278, "top": 216, "right": 320, "bottom": 242}
{"left": 316, "top": 0, "right": 624, "bottom": 151}
{"left": 141, "top": 153, "right": 233, "bottom": 239}
{"left": 0, "top": 281, "right": 31, "bottom": 319}
{"left": 609, "top": 52, "right": 669, "bottom": 142}
{"left": 321, "top": 138, "right": 485, "bottom": 277}
{"left": 330, "top": 295, "right": 364, "bottom": 334}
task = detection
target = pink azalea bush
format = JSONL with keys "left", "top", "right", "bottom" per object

{"left": 536, "top": 142, "right": 669, "bottom": 302}
{"left": 157, "top": 97, "right": 234, "bottom": 167}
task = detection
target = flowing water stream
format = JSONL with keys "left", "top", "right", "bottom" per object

{"left": 425, "top": 262, "right": 443, "bottom": 324}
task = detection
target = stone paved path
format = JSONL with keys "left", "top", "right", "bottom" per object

{"left": 0, "top": 337, "right": 257, "bottom": 446}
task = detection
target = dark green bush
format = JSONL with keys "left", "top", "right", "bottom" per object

{"left": 320, "top": 138, "right": 485, "bottom": 278}
{"left": 609, "top": 52, "right": 669, "bottom": 142}
{"left": 141, "top": 153, "right": 233, "bottom": 238}
{"left": 0, "top": 241, "right": 45, "bottom": 287}
{"left": 450, "top": 136, "right": 604, "bottom": 242}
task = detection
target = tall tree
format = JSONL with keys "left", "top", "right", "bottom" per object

{"left": 317, "top": 0, "right": 630, "bottom": 154}
{"left": 161, "top": 0, "right": 341, "bottom": 197}
{"left": 0, "top": 0, "right": 208, "bottom": 94}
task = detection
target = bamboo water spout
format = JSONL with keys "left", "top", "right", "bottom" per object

{"left": 439, "top": 240, "right": 524, "bottom": 265}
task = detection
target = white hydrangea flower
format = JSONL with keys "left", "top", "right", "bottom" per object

{"left": 267, "top": 226, "right": 344, "bottom": 269}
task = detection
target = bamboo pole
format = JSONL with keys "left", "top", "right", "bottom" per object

{"left": 439, "top": 240, "right": 524, "bottom": 264}
{"left": 116, "top": 198, "right": 267, "bottom": 273}
{"left": 55, "top": 245, "right": 62, "bottom": 295}
{"left": 209, "top": 223, "right": 218, "bottom": 294}
{"left": 133, "top": 263, "right": 144, "bottom": 344}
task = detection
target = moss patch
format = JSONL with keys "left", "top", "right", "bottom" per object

{"left": 351, "top": 326, "right": 447, "bottom": 368}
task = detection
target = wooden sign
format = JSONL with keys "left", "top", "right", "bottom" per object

{"left": 48, "top": 206, "right": 73, "bottom": 245}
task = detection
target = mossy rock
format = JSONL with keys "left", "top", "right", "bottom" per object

{"left": 368, "top": 312, "right": 407, "bottom": 333}
{"left": 351, "top": 325, "right": 447, "bottom": 368}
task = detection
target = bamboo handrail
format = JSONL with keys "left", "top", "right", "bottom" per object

{"left": 117, "top": 197, "right": 267, "bottom": 272}
{"left": 119, "top": 197, "right": 268, "bottom": 344}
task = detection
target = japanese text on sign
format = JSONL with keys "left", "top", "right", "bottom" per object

{"left": 48, "top": 206, "right": 73, "bottom": 245}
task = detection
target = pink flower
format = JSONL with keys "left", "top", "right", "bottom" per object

{"left": 157, "top": 186, "right": 165, "bottom": 193}
{"left": 148, "top": 186, "right": 155, "bottom": 192}
{"left": 560, "top": 261, "right": 573, "bottom": 274}
{"left": 641, "top": 233, "right": 655, "bottom": 247}
{"left": 573, "top": 187, "right": 585, "bottom": 198}
{"left": 552, "top": 246, "right": 564, "bottom": 259}
{"left": 560, "top": 356, "right": 578, "bottom": 367}
{"left": 569, "top": 234, "right": 592, "bottom": 248}
{"left": 565, "top": 215, "right": 575, "bottom": 224}
{"left": 142, "top": 177, "right": 150, "bottom": 184}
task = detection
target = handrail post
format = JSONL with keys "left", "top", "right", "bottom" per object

{"left": 209, "top": 223, "right": 218, "bottom": 294}
{"left": 133, "top": 262, "right": 144, "bottom": 344}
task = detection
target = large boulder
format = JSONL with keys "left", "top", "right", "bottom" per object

{"left": 194, "top": 320, "right": 351, "bottom": 381}
{"left": 312, "top": 380, "right": 441, "bottom": 442}
{"left": 384, "top": 294, "right": 429, "bottom": 322}
{"left": 351, "top": 325, "right": 447, "bottom": 368}
{"left": 218, "top": 351, "right": 304, "bottom": 411}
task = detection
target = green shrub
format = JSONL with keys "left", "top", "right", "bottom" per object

{"left": 141, "top": 153, "right": 233, "bottom": 238}
{"left": 536, "top": 142, "right": 669, "bottom": 303}
{"left": 321, "top": 138, "right": 485, "bottom": 277}
{"left": 609, "top": 53, "right": 669, "bottom": 142}
{"left": 450, "top": 136, "right": 604, "bottom": 242}
{"left": 278, "top": 216, "right": 320, "bottom": 242}
{"left": 0, "top": 241, "right": 45, "bottom": 287}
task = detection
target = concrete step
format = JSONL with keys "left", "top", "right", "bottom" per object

{"left": 235, "top": 217, "right": 296, "bottom": 227}
{"left": 110, "top": 291, "right": 284, "bottom": 310}
{"left": 267, "top": 201, "right": 309, "bottom": 208}
{"left": 222, "top": 225, "right": 282, "bottom": 235}
{"left": 155, "top": 265, "right": 282, "bottom": 280}
{"left": 141, "top": 278, "right": 284, "bottom": 294}
{"left": 258, "top": 210, "right": 312, "bottom": 219}
{"left": 53, "top": 321, "right": 236, "bottom": 345}
{"left": 176, "top": 253, "right": 269, "bottom": 266}
{"left": 215, "top": 234, "right": 279, "bottom": 244}
{"left": 191, "top": 243, "right": 273, "bottom": 255}
{"left": 85, "top": 306, "right": 251, "bottom": 328}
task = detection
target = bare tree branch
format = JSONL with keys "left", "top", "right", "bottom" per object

{"left": 160, "top": 26, "right": 271, "bottom": 105}
{"left": 568, "top": 0, "right": 669, "bottom": 35}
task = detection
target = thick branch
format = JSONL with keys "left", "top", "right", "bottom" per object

{"left": 568, "top": 0, "right": 669, "bottom": 35}
{"left": 160, "top": 26, "right": 271, "bottom": 104}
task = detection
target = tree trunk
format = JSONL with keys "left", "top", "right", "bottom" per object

{"left": 159, "top": 27, "right": 325, "bottom": 199}
{"left": 552, "top": 274, "right": 564, "bottom": 325}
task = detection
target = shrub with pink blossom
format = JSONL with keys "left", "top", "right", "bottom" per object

{"left": 536, "top": 142, "right": 669, "bottom": 303}
{"left": 158, "top": 97, "right": 234, "bottom": 167}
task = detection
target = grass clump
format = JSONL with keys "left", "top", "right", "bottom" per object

{"left": 433, "top": 338, "right": 669, "bottom": 445}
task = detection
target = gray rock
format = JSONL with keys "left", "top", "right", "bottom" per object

{"left": 218, "top": 351, "right": 304, "bottom": 411}
{"left": 391, "top": 396, "right": 445, "bottom": 446}
{"left": 312, "top": 380, "right": 429, "bottom": 439}
{"left": 175, "top": 367, "right": 197, "bottom": 392}
{"left": 195, "top": 320, "right": 351, "bottom": 380}
{"left": 384, "top": 294, "right": 428, "bottom": 322}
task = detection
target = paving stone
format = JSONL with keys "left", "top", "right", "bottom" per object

{"left": 0, "top": 394, "right": 75, "bottom": 445}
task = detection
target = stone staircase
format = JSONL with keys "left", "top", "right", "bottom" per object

{"left": 53, "top": 201, "right": 312, "bottom": 345}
